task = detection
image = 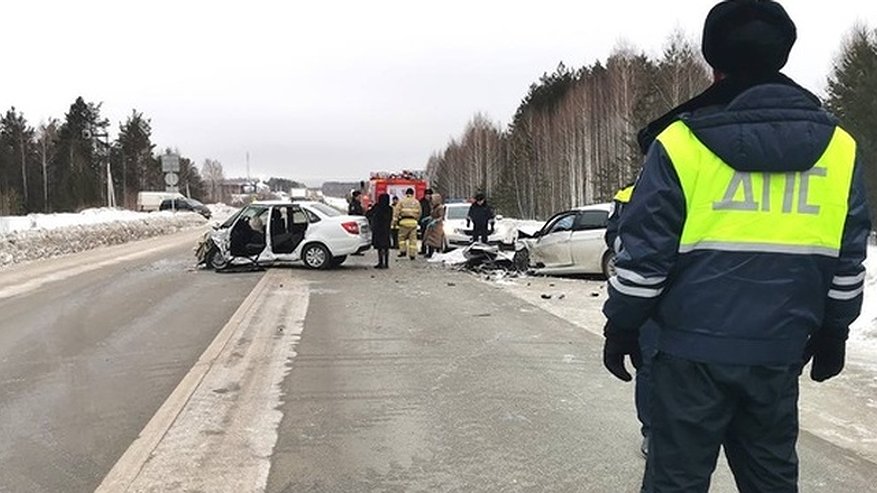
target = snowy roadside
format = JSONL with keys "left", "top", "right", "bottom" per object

{"left": 463, "top": 243, "right": 877, "bottom": 463}
{"left": 0, "top": 204, "right": 247, "bottom": 270}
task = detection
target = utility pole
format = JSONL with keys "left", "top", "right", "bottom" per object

{"left": 83, "top": 127, "right": 116, "bottom": 208}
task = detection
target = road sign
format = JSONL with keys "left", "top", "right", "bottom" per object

{"left": 161, "top": 154, "right": 180, "bottom": 173}
{"left": 165, "top": 172, "right": 179, "bottom": 186}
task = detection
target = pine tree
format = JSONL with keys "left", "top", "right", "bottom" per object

{"left": 53, "top": 97, "right": 109, "bottom": 211}
{"left": 826, "top": 25, "right": 877, "bottom": 224}
{"left": 113, "top": 110, "right": 155, "bottom": 209}
{"left": 0, "top": 108, "right": 36, "bottom": 213}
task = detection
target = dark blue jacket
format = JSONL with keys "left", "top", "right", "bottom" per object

{"left": 467, "top": 202, "right": 495, "bottom": 230}
{"left": 603, "top": 84, "right": 871, "bottom": 366}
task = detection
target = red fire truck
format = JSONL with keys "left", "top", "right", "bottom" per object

{"left": 361, "top": 170, "right": 429, "bottom": 209}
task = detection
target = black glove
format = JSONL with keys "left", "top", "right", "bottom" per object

{"left": 804, "top": 329, "right": 847, "bottom": 382}
{"left": 603, "top": 321, "right": 642, "bottom": 382}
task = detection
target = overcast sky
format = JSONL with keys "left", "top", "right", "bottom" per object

{"left": 2, "top": 1, "right": 875, "bottom": 185}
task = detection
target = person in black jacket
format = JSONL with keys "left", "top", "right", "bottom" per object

{"left": 418, "top": 188, "right": 433, "bottom": 254}
{"left": 467, "top": 192, "right": 495, "bottom": 244}
{"left": 603, "top": 2, "right": 871, "bottom": 491}
{"left": 366, "top": 193, "right": 393, "bottom": 269}
{"left": 348, "top": 190, "right": 364, "bottom": 216}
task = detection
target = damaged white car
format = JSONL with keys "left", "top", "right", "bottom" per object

{"left": 195, "top": 201, "right": 371, "bottom": 271}
{"left": 514, "top": 203, "right": 614, "bottom": 278}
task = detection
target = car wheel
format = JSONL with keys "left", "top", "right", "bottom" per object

{"left": 330, "top": 255, "right": 347, "bottom": 267}
{"left": 513, "top": 248, "right": 530, "bottom": 272}
{"left": 207, "top": 247, "right": 229, "bottom": 271}
{"left": 303, "top": 243, "right": 331, "bottom": 270}
{"left": 602, "top": 250, "right": 616, "bottom": 279}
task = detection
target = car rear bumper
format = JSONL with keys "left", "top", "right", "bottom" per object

{"left": 326, "top": 234, "right": 372, "bottom": 256}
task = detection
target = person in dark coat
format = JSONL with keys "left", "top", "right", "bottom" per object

{"left": 348, "top": 190, "right": 364, "bottom": 216}
{"left": 419, "top": 188, "right": 433, "bottom": 254}
{"left": 367, "top": 193, "right": 393, "bottom": 269}
{"left": 390, "top": 196, "right": 400, "bottom": 249}
{"left": 466, "top": 192, "right": 495, "bottom": 244}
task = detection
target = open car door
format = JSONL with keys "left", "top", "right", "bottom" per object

{"left": 229, "top": 206, "right": 269, "bottom": 258}
{"left": 271, "top": 205, "right": 309, "bottom": 256}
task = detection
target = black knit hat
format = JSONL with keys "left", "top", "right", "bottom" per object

{"left": 702, "top": 0, "right": 796, "bottom": 75}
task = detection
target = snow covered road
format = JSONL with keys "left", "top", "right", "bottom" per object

{"left": 0, "top": 239, "right": 874, "bottom": 492}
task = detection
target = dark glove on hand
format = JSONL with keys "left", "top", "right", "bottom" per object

{"left": 603, "top": 321, "right": 642, "bottom": 382}
{"left": 805, "top": 330, "right": 847, "bottom": 382}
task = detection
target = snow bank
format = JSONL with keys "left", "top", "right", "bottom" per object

{"left": 0, "top": 208, "right": 188, "bottom": 235}
{"left": 0, "top": 211, "right": 206, "bottom": 269}
{"left": 206, "top": 203, "right": 238, "bottom": 222}
{"left": 324, "top": 196, "right": 349, "bottom": 212}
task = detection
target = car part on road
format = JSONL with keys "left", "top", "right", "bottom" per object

{"left": 303, "top": 243, "right": 331, "bottom": 269}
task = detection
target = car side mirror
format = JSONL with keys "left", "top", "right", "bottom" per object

{"left": 495, "top": 214, "right": 504, "bottom": 221}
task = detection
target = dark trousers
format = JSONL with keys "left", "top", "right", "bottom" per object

{"left": 471, "top": 225, "right": 489, "bottom": 243}
{"left": 419, "top": 218, "right": 430, "bottom": 253}
{"left": 635, "top": 322, "right": 659, "bottom": 437}
{"left": 642, "top": 353, "right": 799, "bottom": 493}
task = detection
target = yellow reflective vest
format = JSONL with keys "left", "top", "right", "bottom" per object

{"left": 656, "top": 120, "right": 856, "bottom": 258}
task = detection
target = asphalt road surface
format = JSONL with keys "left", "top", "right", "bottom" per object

{"left": 1, "top": 232, "right": 875, "bottom": 492}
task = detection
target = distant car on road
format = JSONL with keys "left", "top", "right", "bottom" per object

{"left": 195, "top": 200, "right": 371, "bottom": 271}
{"left": 514, "top": 203, "right": 614, "bottom": 278}
{"left": 137, "top": 191, "right": 185, "bottom": 212}
{"left": 443, "top": 203, "right": 516, "bottom": 248}
{"left": 159, "top": 197, "right": 212, "bottom": 218}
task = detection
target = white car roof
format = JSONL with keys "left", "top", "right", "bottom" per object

{"left": 250, "top": 200, "right": 321, "bottom": 207}
{"left": 572, "top": 202, "right": 612, "bottom": 212}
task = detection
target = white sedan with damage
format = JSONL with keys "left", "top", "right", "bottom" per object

{"left": 514, "top": 203, "right": 614, "bottom": 278}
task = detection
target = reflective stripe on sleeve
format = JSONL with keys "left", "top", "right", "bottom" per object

{"left": 615, "top": 267, "right": 667, "bottom": 286}
{"left": 832, "top": 272, "right": 866, "bottom": 286}
{"left": 828, "top": 286, "right": 865, "bottom": 300}
{"left": 609, "top": 276, "right": 664, "bottom": 299}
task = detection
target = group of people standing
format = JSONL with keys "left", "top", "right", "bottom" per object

{"left": 352, "top": 188, "right": 447, "bottom": 269}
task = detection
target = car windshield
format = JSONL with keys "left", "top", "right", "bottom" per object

{"left": 310, "top": 203, "right": 342, "bottom": 217}
{"left": 446, "top": 206, "right": 469, "bottom": 220}
{"left": 189, "top": 199, "right": 204, "bottom": 207}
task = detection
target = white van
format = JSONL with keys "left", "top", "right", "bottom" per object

{"left": 137, "top": 191, "right": 185, "bottom": 212}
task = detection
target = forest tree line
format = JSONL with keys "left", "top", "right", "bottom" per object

{"left": 0, "top": 98, "right": 246, "bottom": 214}
{"left": 426, "top": 28, "right": 877, "bottom": 224}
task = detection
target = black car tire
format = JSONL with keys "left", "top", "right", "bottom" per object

{"left": 602, "top": 250, "right": 616, "bottom": 279}
{"left": 303, "top": 243, "right": 331, "bottom": 270}
{"left": 207, "top": 247, "right": 229, "bottom": 271}
{"left": 513, "top": 248, "right": 530, "bottom": 272}
{"left": 330, "top": 255, "right": 347, "bottom": 267}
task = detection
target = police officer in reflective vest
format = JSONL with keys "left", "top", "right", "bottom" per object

{"left": 607, "top": 182, "right": 659, "bottom": 459}
{"left": 605, "top": 184, "right": 635, "bottom": 253}
{"left": 602, "top": 1, "right": 871, "bottom": 491}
